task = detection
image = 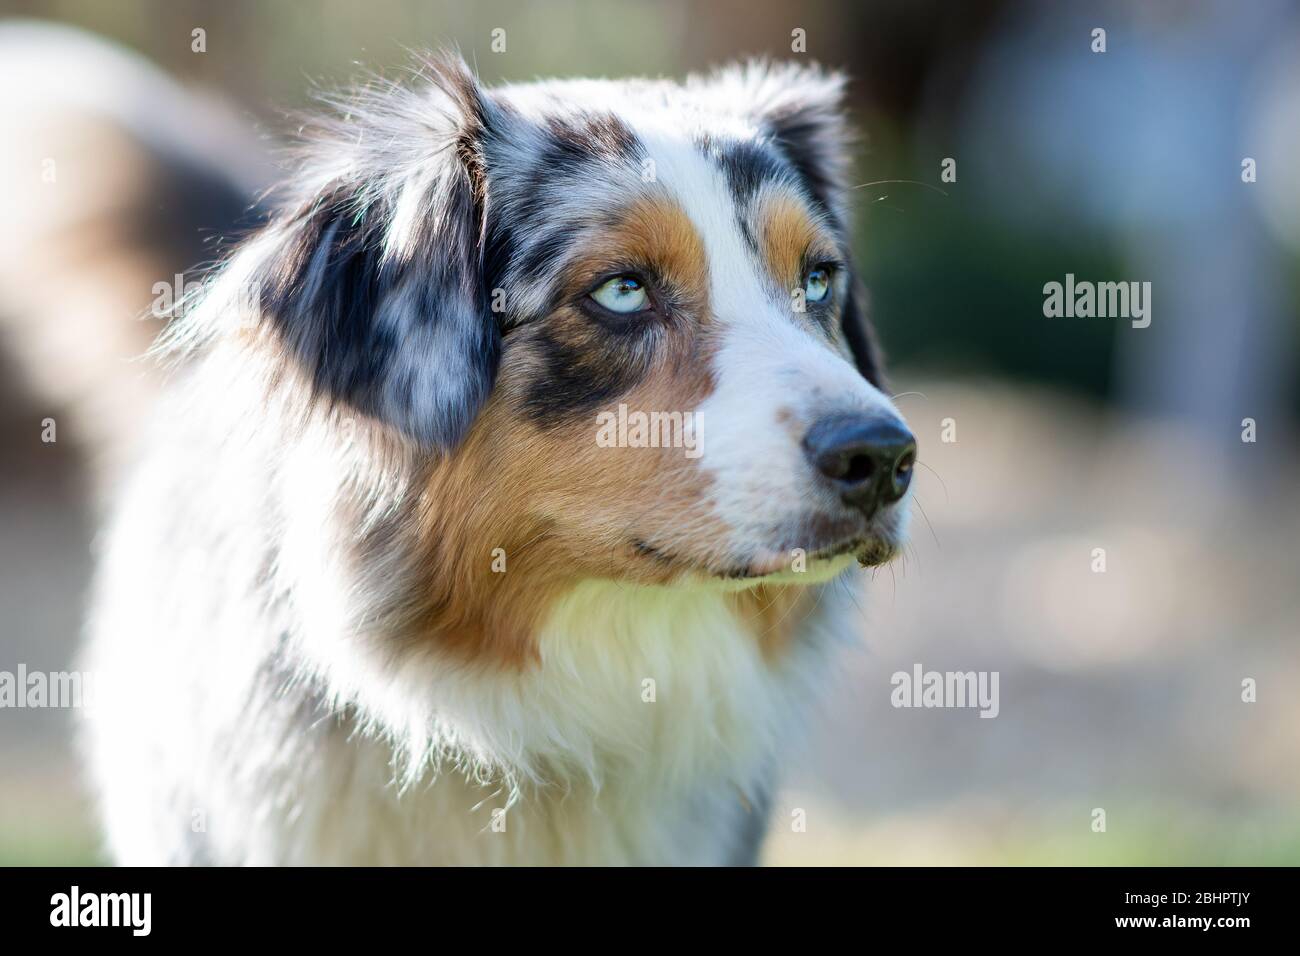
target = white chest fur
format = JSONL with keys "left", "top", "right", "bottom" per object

{"left": 270, "top": 579, "right": 842, "bottom": 865}
{"left": 88, "top": 494, "right": 847, "bottom": 865}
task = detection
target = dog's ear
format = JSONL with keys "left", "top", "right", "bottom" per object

{"left": 713, "top": 61, "right": 854, "bottom": 227}
{"left": 257, "top": 54, "right": 500, "bottom": 450}
{"left": 723, "top": 61, "right": 882, "bottom": 385}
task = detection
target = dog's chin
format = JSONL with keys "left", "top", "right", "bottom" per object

{"left": 710, "top": 551, "right": 858, "bottom": 589}
{"left": 732, "top": 536, "right": 899, "bottom": 585}
{"left": 630, "top": 504, "right": 908, "bottom": 590}
{"left": 657, "top": 534, "right": 902, "bottom": 591}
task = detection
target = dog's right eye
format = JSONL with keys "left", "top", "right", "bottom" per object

{"left": 802, "top": 263, "right": 835, "bottom": 304}
{"left": 590, "top": 275, "right": 650, "bottom": 314}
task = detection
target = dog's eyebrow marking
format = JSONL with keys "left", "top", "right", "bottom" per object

{"left": 760, "top": 190, "right": 824, "bottom": 284}
{"left": 587, "top": 193, "right": 709, "bottom": 295}
{"left": 754, "top": 188, "right": 841, "bottom": 335}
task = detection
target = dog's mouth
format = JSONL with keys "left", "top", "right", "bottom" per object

{"left": 730, "top": 534, "right": 899, "bottom": 580}
{"left": 631, "top": 524, "right": 901, "bottom": 583}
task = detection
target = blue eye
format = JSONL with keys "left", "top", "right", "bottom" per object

{"left": 804, "top": 266, "right": 832, "bottom": 303}
{"left": 591, "top": 275, "right": 650, "bottom": 313}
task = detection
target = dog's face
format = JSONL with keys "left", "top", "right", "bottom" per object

{"left": 256, "top": 56, "right": 912, "bottom": 606}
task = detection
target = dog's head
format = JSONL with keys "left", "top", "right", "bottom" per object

{"left": 252, "top": 54, "right": 912, "bottom": 614}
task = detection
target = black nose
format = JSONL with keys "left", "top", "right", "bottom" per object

{"left": 803, "top": 414, "right": 916, "bottom": 516}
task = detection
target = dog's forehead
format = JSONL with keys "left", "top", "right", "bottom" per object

{"left": 490, "top": 74, "right": 796, "bottom": 204}
{"left": 485, "top": 75, "right": 818, "bottom": 316}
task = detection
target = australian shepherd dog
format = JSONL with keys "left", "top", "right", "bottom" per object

{"left": 78, "top": 51, "right": 916, "bottom": 865}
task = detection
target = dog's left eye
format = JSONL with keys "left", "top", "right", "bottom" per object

{"left": 804, "top": 265, "right": 833, "bottom": 303}
{"left": 590, "top": 275, "right": 650, "bottom": 314}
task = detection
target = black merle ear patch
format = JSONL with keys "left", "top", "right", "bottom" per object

{"left": 256, "top": 54, "right": 500, "bottom": 451}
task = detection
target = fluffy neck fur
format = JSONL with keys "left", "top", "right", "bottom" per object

{"left": 224, "top": 373, "right": 812, "bottom": 805}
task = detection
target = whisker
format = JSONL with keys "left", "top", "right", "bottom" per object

{"left": 851, "top": 178, "right": 949, "bottom": 198}
{"left": 912, "top": 494, "right": 941, "bottom": 549}
{"left": 904, "top": 540, "right": 922, "bottom": 581}
{"left": 915, "top": 459, "right": 949, "bottom": 504}
{"left": 758, "top": 574, "right": 825, "bottom": 639}
{"left": 840, "top": 575, "right": 869, "bottom": 624}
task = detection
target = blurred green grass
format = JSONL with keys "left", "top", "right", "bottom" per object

{"left": 0, "top": 783, "right": 104, "bottom": 866}
{"left": 764, "top": 801, "right": 1300, "bottom": 866}
{"left": 5, "top": 788, "right": 1297, "bottom": 866}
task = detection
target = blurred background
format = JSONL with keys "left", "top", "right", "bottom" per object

{"left": 0, "top": 0, "right": 1297, "bottom": 864}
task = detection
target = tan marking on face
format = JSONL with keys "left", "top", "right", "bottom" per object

{"left": 757, "top": 188, "right": 859, "bottom": 366}
{"left": 560, "top": 192, "right": 709, "bottom": 310}
{"left": 760, "top": 190, "right": 821, "bottom": 288}
{"left": 395, "top": 195, "right": 736, "bottom": 669}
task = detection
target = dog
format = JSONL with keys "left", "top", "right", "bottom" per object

{"left": 73, "top": 49, "right": 915, "bottom": 865}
